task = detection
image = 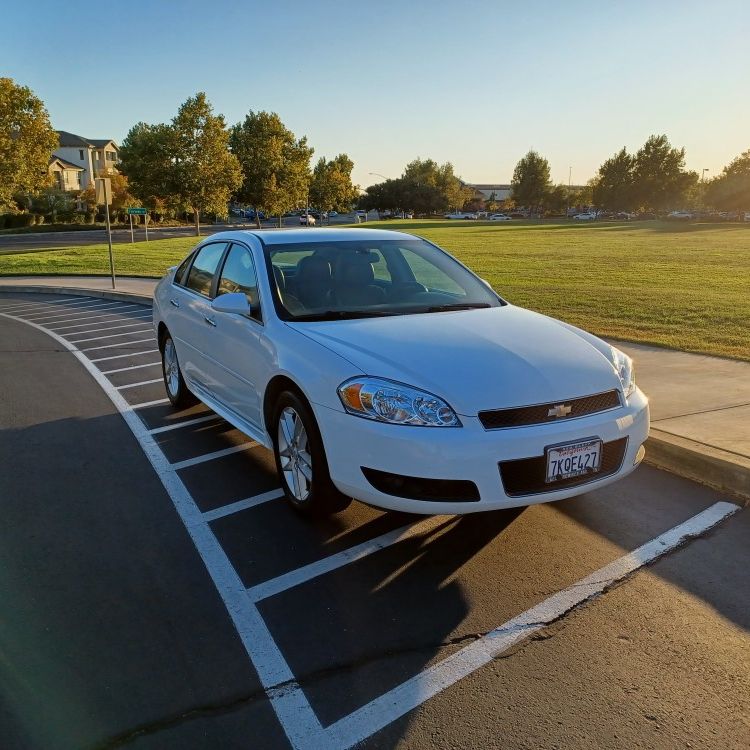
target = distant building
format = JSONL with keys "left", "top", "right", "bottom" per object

{"left": 51, "top": 131, "right": 119, "bottom": 189}
{"left": 466, "top": 184, "right": 513, "bottom": 202}
{"left": 48, "top": 156, "right": 84, "bottom": 191}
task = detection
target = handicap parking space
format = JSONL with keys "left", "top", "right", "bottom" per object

{"left": 1, "top": 292, "right": 746, "bottom": 750}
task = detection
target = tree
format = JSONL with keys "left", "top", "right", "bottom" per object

{"left": 545, "top": 184, "right": 569, "bottom": 213}
{"left": 704, "top": 150, "right": 750, "bottom": 213}
{"left": 118, "top": 122, "right": 176, "bottom": 212}
{"left": 309, "top": 154, "right": 359, "bottom": 221}
{"left": 485, "top": 191, "right": 499, "bottom": 213}
{"left": 632, "top": 134, "right": 697, "bottom": 212}
{"left": 511, "top": 150, "right": 551, "bottom": 214}
{"left": 171, "top": 93, "right": 243, "bottom": 234}
{"left": 230, "top": 111, "right": 313, "bottom": 227}
{"left": 592, "top": 148, "right": 636, "bottom": 211}
{"left": 402, "top": 158, "right": 472, "bottom": 214}
{"left": 0, "top": 78, "right": 58, "bottom": 210}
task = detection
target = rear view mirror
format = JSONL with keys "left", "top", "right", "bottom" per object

{"left": 211, "top": 292, "right": 251, "bottom": 315}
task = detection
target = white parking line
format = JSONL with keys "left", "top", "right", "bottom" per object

{"left": 23, "top": 301, "right": 133, "bottom": 321}
{"left": 116, "top": 378, "right": 163, "bottom": 391}
{"left": 50, "top": 312, "right": 151, "bottom": 332}
{"left": 170, "top": 442, "right": 259, "bottom": 471}
{"left": 247, "top": 516, "right": 450, "bottom": 603}
{"left": 132, "top": 398, "right": 170, "bottom": 409}
{"left": 25, "top": 307, "right": 145, "bottom": 326}
{"left": 323, "top": 500, "right": 741, "bottom": 749}
{"left": 89, "top": 349, "right": 158, "bottom": 363}
{"left": 202, "top": 489, "right": 284, "bottom": 522}
{"left": 101, "top": 361, "right": 161, "bottom": 375}
{"left": 0, "top": 297, "right": 95, "bottom": 312}
{"left": 62, "top": 321, "right": 153, "bottom": 337}
{"left": 68, "top": 327, "right": 152, "bottom": 344}
{"left": 148, "top": 413, "right": 218, "bottom": 434}
{"left": 79, "top": 337, "right": 154, "bottom": 352}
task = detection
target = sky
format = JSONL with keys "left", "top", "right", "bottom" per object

{"left": 2, "top": 0, "right": 748, "bottom": 189}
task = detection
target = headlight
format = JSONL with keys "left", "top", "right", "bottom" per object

{"left": 611, "top": 346, "right": 636, "bottom": 398}
{"left": 337, "top": 377, "right": 462, "bottom": 427}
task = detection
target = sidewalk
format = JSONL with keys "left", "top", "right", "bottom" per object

{"left": 1, "top": 275, "right": 748, "bottom": 500}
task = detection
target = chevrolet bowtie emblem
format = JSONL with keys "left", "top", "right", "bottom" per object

{"left": 548, "top": 404, "right": 573, "bottom": 418}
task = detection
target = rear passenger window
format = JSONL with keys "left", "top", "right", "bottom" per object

{"left": 174, "top": 253, "right": 194, "bottom": 285}
{"left": 185, "top": 243, "right": 228, "bottom": 298}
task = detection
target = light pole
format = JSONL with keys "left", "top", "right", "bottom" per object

{"left": 701, "top": 168, "right": 709, "bottom": 182}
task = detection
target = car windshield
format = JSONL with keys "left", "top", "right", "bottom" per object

{"left": 264, "top": 238, "right": 503, "bottom": 321}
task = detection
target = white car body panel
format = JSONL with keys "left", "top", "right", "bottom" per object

{"left": 153, "top": 228, "right": 649, "bottom": 515}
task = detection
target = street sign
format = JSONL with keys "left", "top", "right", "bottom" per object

{"left": 127, "top": 207, "right": 147, "bottom": 215}
{"left": 95, "top": 177, "right": 112, "bottom": 206}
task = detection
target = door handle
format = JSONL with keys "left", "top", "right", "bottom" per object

{"left": 204, "top": 315, "right": 216, "bottom": 327}
{"left": 169, "top": 298, "right": 180, "bottom": 308}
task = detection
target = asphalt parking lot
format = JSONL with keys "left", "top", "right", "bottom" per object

{"left": 0, "top": 292, "right": 748, "bottom": 750}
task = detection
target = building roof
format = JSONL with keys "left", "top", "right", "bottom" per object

{"left": 49, "top": 155, "right": 84, "bottom": 171}
{"left": 55, "top": 131, "right": 118, "bottom": 149}
{"left": 89, "top": 138, "right": 118, "bottom": 149}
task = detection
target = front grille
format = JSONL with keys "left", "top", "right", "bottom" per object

{"left": 499, "top": 437, "right": 628, "bottom": 497}
{"left": 478, "top": 390, "right": 621, "bottom": 430}
{"left": 361, "top": 467, "right": 480, "bottom": 502}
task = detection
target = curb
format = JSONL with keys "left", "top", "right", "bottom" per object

{"left": 1, "top": 285, "right": 748, "bottom": 506}
{"left": 0, "top": 284, "right": 152, "bottom": 307}
{"left": 645, "top": 429, "right": 749, "bottom": 505}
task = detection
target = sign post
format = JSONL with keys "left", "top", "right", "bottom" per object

{"left": 127, "top": 207, "right": 147, "bottom": 244}
{"left": 95, "top": 178, "right": 115, "bottom": 289}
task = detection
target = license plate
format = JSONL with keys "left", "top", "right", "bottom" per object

{"left": 545, "top": 438, "right": 602, "bottom": 483}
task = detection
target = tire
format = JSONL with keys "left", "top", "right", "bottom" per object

{"left": 160, "top": 332, "right": 196, "bottom": 408}
{"left": 272, "top": 390, "right": 351, "bottom": 517}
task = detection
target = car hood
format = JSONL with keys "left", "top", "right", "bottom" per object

{"left": 289, "top": 305, "right": 622, "bottom": 415}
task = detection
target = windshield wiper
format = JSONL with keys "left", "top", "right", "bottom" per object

{"left": 290, "top": 310, "right": 403, "bottom": 321}
{"left": 424, "top": 303, "right": 492, "bottom": 312}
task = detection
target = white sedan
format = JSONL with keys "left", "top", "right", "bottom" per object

{"left": 573, "top": 212, "right": 597, "bottom": 221}
{"left": 488, "top": 213, "right": 511, "bottom": 221}
{"left": 299, "top": 213, "right": 316, "bottom": 226}
{"left": 153, "top": 228, "right": 649, "bottom": 517}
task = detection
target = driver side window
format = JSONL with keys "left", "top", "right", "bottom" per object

{"left": 217, "top": 244, "right": 261, "bottom": 321}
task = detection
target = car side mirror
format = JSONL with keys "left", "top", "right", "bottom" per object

{"left": 211, "top": 292, "right": 251, "bottom": 316}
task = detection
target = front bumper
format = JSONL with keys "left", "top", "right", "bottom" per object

{"left": 314, "top": 387, "right": 650, "bottom": 514}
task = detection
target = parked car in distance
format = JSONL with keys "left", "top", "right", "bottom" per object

{"left": 153, "top": 228, "right": 649, "bottom": 519}
{"left": 667, "top": 211, "right": 694, "bottom": 221}
{"left": 572, "top": 212, "right": 597, "bottom": 221}
{"left": 488, "top": 213, "right": 511, "bottom": 221}
{"left": 299, "top": 214, "right": 316, "bottom": 226}
{"left": 445, "top": 212, "right": 478, "bottom": 220}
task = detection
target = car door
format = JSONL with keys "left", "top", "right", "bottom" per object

{"left": 167, "top": 241, "right": 229, "bottom": 392}
{"left": 203, "top": 242, "right": 266, "bottom": 429}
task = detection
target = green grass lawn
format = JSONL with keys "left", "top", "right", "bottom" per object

{"left": 1, "top": 220, "right": 748, "bottom": 361}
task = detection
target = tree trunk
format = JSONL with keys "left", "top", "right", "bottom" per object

{"left": 194, "top": 209, "right": 200, "bottom": 236}
{"left": 255, "top": 207, "right": 261, "bottom": 229}
{"left": 278, "top": 214, "right": 282, "bottom": 228}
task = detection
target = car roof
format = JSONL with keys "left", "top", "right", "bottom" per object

{"left": 205, "top": 227, "right": 415, "bottom": 246}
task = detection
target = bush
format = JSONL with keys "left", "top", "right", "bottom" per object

{"left": 33, "top": 214, "right": 44, "bottom": 225}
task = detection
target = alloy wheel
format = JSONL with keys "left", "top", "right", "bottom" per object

{"left": 277, "top": 406, "right": 313, "bottom": 502}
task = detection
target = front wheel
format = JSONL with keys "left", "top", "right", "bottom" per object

{"left": 273, "top": 391, "right": 351, "bottom": 517}
{"left": 161, "top": 333, "right": 196, "bottom": 408}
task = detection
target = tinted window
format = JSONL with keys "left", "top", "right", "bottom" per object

{"left": 217, "top": 245, "right": 261, "bottom": 320}
{"left": 185, "top": 243, "right": 227, "bottom": 297}
{"left": 267, "top": 239, "right": 501, "bottom": 320}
